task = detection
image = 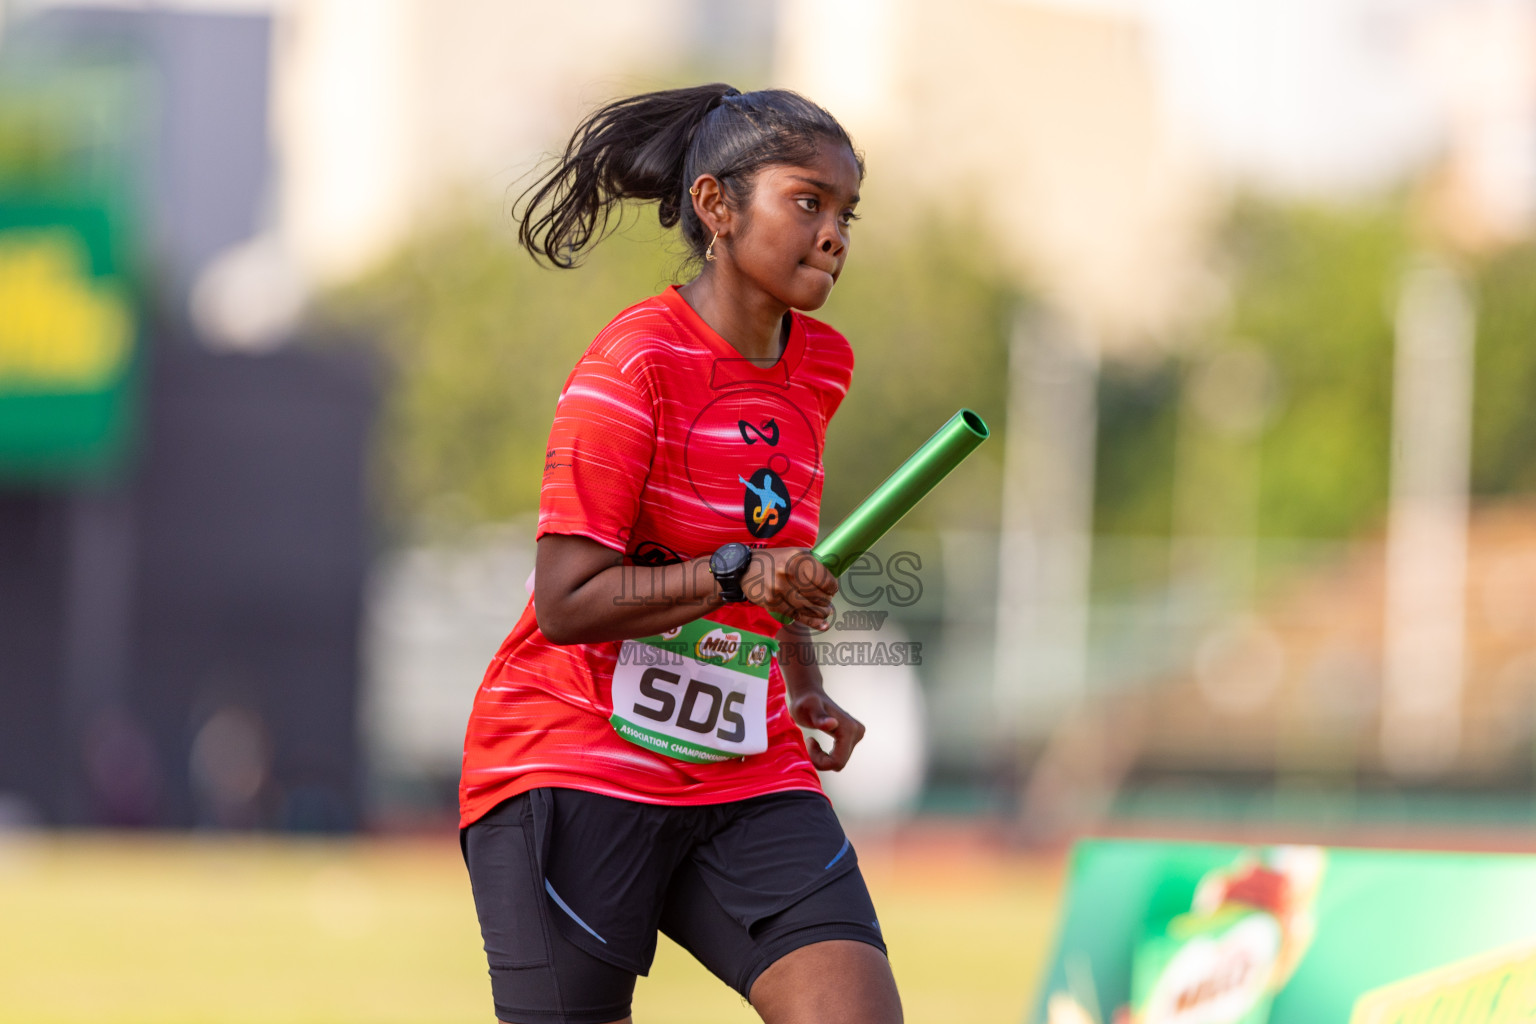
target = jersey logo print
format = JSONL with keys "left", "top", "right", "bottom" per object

{"left": 683, "top": 390, "right": 819, "bottom": 528}
{"left": 631, "top": 540, "right": 685, "bottom": 566}
{"left": 737, "top": 418, "right": 780, "bottom": 446}
{"left": 741, "top": 468, "right": 791, "bottom": 539}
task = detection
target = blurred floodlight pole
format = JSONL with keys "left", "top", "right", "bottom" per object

{"left": 994, "top": 308, "right": 1099, "bottom": 739}
{"left": 1381, "top": 257, "right": 1475, "bottom": 778}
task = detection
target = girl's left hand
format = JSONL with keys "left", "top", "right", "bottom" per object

{"left": 789, "top": 687, "right": 866, "bottom": 771}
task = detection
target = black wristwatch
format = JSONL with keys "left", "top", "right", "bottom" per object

{"left": 709, "top": 542, "right": 753, "bottom": 603}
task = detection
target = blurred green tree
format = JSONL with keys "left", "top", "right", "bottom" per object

{"left": 1094, "top": 359, "right": 1180, "bottom": 539}
{"left": 1229, "top": 200, "right": 1404, "bottom": 540}
{"left": 1094, "top": 199, "right": 1410, "bottom": 544}
{"left": 337, "top": 192, "right": 1536, "bottom": 553}
{"left": 814, "top": 223, "right": 1014, "bottom": 529}
{"left": 323, "top": 212, "right": 677, "bottom": 537}
{"left": 1470, "top": 240, "right": 1536, "bottom": 498}
{"left": 1096, "top": 195, "right": 1536, "bottom": 553}
{"left": 323, "top": 210, "right": 1016, "bottom": 539}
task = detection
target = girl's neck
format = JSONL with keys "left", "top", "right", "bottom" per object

{"left": 677, "top": 272, "right": 788, "bottom": 367}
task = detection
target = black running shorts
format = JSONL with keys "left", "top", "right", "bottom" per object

{"left": 461, "top": 787, "right": 886, "bottom": 1024}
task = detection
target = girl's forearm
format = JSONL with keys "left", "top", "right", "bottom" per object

{"left": 777, "top": 623, "right": 825, "bottom": 696}
{"left": 538, "top": 556, "right": 725, "bottom": 645}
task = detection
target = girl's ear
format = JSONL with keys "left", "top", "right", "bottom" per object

{"left": 690, "top": 174, "right": 732, "bottom": 237}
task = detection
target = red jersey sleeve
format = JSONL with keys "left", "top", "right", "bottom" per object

{"left": 536, "top": 353, "right": 656, "bottom": 553}
{"left": 812, "top": 323, "right": 854, "bottom": 423}
{"left": 822, "top": 355, "right": 853, "bottom": 422}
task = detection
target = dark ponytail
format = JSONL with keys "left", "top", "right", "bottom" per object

{"left": 517, "top": 83, "right": 862, "bottom": 269}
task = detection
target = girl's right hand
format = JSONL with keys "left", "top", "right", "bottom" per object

{"left": 743, "top": 548, "right": 838, "bottom": 631}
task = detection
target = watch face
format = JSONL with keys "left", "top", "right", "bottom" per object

{"left": 711, "top": 542, "right": 750, "bottom": 575}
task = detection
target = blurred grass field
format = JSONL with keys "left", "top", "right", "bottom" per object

{"left": 0, "top": 828, "right": 1063, "bottom": 1024}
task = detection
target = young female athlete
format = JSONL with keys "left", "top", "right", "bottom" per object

{"left": 459, "top": 84, "right": 902, "bottom": 1024}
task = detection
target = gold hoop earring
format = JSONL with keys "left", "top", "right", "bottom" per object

{"left": 705, "top": 231, "right": 718, "bottom": 262}
{"left": 689, "top": 185, "right": 701, "bottom": 196}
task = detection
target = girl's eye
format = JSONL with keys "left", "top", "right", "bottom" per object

{"left": 840, "top": 210, "right": 860, "bottom": 227}
{"left": 797, "top": 197, "right": 818, "bottom": 212}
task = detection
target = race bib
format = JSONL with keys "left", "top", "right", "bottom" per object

{"left": 609, "top": 619, "right": 778, "bottom": 764}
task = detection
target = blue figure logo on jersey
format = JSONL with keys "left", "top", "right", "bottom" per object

{"left": 740, "top": 468, "right": 791, "bottom": 539}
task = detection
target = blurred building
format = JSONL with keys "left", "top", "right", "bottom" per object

{"left": 1414, "top": 0, "right": 1536, "bottom": 250}
{"left": 275, "top": 0, "right": 776, "bottom": 283}
{"left": 776, "top": 0, "right": 1536, "bottom": 335}
{"left": 777, "top": 0, "right": 1216, "bottom": 346}
{"left": 0, "top": 4, "right": 372, "bottom": 830}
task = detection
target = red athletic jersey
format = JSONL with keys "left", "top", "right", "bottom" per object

{"left": 459, "top": 286, "right": 855, "bottom": 827}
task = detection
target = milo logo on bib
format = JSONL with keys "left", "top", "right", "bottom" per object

{"left": 695, "top": 628, "right": 740, "bottom": 663}
{"left": 610, "top": 618, "right": 778, "bottom": 764}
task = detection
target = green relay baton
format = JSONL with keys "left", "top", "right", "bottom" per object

{"left": 776, "top": 408, "right": 990, "bottom": 622}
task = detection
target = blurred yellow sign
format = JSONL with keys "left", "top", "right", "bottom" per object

{"left": 0, "top": 228, "right": 131, "bottom": 391}
{"left": 1349, "top": 941, "right": 1536, "bottom": 1024}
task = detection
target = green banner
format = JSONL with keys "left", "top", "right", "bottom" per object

{"left": 1032, "top": 839, "right": 1536, "bottom": 1024}
{"left": 0, "top": 199, "right": 138, "bottom": 479}
{"left": 0, "top": 50, "right": 146, "bottom": 482}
